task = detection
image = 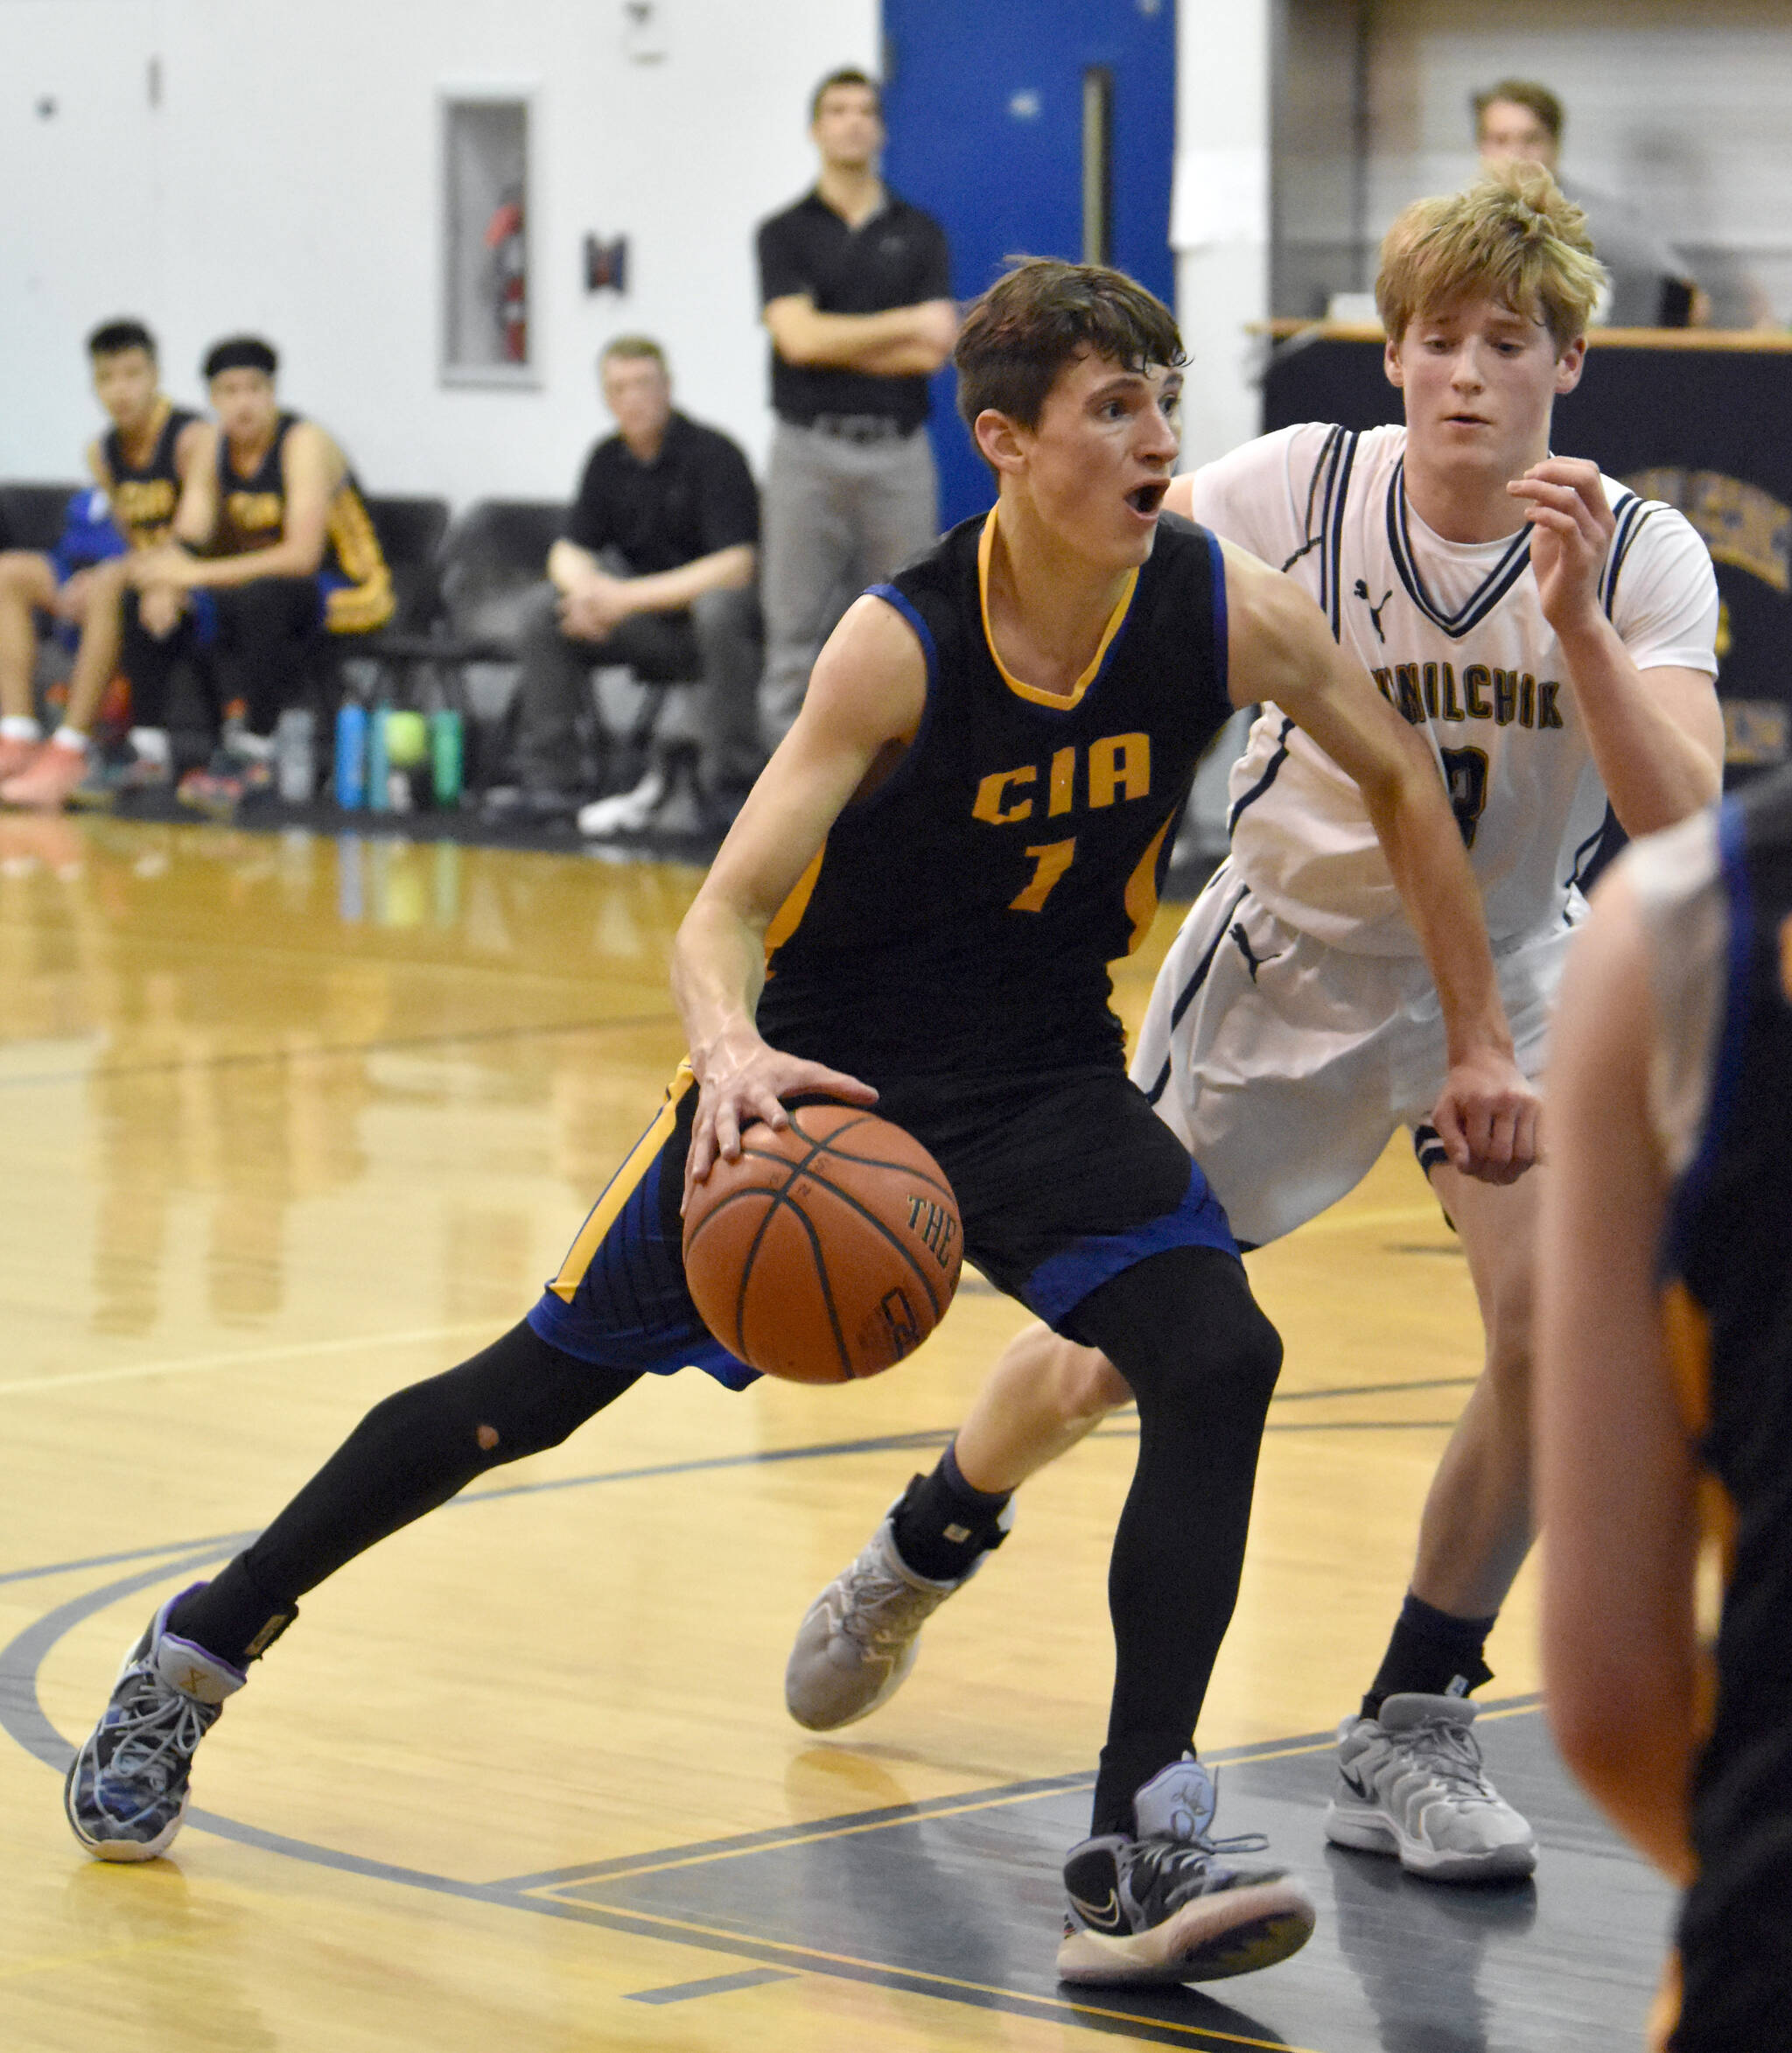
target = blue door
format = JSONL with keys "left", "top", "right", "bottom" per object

{"left": 880, "top": 0, "right": 1177, "bottom": 529}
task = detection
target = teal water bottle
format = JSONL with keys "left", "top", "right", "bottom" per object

{"left": 429, "top": 707, "right": 465, "bottom": 807}
{"left": 366, "top": 704, "right": 391, "bottom": 814}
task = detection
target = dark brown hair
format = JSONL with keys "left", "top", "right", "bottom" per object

{"left": 955, "top": 258, "right": 1185, "bottom": 452}
{"left": 809, "top": 67, "right": 879, "bottom": 123}
{"left": 1473, "top": 78, "right": 1564, "bottom": 146}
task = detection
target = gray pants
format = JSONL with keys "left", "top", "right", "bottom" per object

{"left": 759, "top": 420, "right": 938, "bottom": 746}
{"left": 511, "top": 576, "right": 763, "bottom": 795}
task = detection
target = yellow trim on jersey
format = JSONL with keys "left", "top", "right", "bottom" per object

{"left": 763, "top": 845, "right": 826, "bottom": 961}
{"left": 549, "top": 1062, "right": 696, "bottom": 1301}
{"left": 976, "top": 508, "right": 1138, "bottom": 711}
{"left": 323, "top": 482, "right": 395, "bottom": 634}
{"left": 1122, "top": 814, "right": 1175, "bottom": 954}
{"left": 1662, "top": 1275, "right": 1732, "bottom": 1749}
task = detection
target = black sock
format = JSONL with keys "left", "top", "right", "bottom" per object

{"left": 889, "top": 1441, "right": 1012, "bottom": 1582}
{"left": 1362, "top": 1591, "right": 1496, "bottom": 1719}
{"left": 169, "top": 1558, "right": 297, "bottom": 1671}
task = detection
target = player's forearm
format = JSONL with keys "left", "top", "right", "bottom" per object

{"left": 185, "top": 537, "right": 324, "bottom": 586}
{"left": 773, "top": 299, "right": 951, "bottom": 371}
{"left": 1558, "top": 620, "right": 1722, "bottom": 833}
{"left": 617, "top": 545, "right": 756, "bottom": 615}
{"left": 671, "top": 895, "right": 772, "bottom": 1083}
{"left": 1364, "top": 750, "right": 1513, "bottom": 1064}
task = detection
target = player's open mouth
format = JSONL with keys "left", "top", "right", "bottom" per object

{"left": 1126, "top": 481, "right": 1169, "bottom": 515}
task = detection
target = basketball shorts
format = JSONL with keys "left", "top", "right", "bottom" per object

{"left": 527, "top": 1056, "right": 1239, "bottom": 1390}
{"left": 1130, "top": 856, "right": 1582, "bottom": 1250}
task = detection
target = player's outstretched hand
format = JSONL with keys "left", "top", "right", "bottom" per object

{"left": 684, "top": 1038, "right": 878, "bottom": 1210}
{"left": 1429, "top": 1049, "right": 1543, "bottom": 1186}
{"left": 1508, "top": 458, "right": 1614, "bottom": 637}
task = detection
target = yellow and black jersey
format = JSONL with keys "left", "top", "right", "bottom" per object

{"left": 756, "top": 508, "right": 1232, "bottom": 1079}
{"left": 101, "top": 399, "right": 200, "bottom": 548}
{"left": 213, "top": 412, "right": 393, "bottom": 633}
{"left": 1660, "top": 765, "right": 1792, "bottom": 2051}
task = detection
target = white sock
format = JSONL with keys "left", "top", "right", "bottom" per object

{"left": 1, "top": 716, "right": 42, "bottom": 742}
{"left": 128, "top": 726, "right": 171, "bottom": 762}
{"left": 51, "top": 726, "right": 89, "bottom": 755}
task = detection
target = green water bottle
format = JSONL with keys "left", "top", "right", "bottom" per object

{"left": 430, "top": 707, "right": 465, "bottom": 807}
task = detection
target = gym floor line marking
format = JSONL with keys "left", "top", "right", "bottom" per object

{"left": 0, "top": 1322, "right": 502, "bottom": 1398}
{"left": 624, "top": 1967, "right": 800, "bottom": 2003}
{"left": 0, "top": 1008, "right": 682, "bottom": 1091}
{"left": 4, "top": 1564, "right": 1546, "bottom": 2052}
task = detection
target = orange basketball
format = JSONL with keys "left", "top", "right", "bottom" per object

{"left": 682, "top": 1103, "right": 962, "bottom": 1384}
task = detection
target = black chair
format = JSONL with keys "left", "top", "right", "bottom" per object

{"left": 0, "top": 480, "right": 87, "bottom": 555}
{"left": 340, "top": 494, "right": 454, "bottom": 702}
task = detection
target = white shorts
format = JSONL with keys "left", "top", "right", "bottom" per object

{"left": 1129, "top": 857, "right": 1581, "bottom": 1248}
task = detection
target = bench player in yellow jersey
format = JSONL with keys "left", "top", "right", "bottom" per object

{"left": 0, "top": 319, "right": 206, "bottom": 809}
{"left": 66, "top": 260, "right": 1534, "bottom": 1989}
{"left": 124, "top": 334, "right": 392, "bottom": 813}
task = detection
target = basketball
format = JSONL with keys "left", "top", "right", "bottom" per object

{"left": 682, "top": 1103, "right": 962, "bottom": 1384}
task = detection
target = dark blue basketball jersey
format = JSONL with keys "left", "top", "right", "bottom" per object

{"left": 1661, "top": 766, "right": 1792, "bottom": 2050}
{"left": 101, "top": 399, "right": 199, "bottom": 548}
{"left": 757, "top": 509, "right": 1232, "bottom": 1078}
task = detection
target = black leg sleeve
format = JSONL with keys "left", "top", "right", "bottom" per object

{"left": 118, "top": 590, "right": 191, "bottom": 731}
{"left": 169, "top": 1321, "right": 640, "bottom": 1665}
{"left": 1064, "top": 1246, "right": 1284, "bottom": 1837}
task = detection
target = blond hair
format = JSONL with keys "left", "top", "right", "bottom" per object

{"left": 1376, "top": 162, "right": 1606, "bottom": 352}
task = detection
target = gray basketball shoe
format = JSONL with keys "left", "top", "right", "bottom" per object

{"left": 65, "top": 1586, "right": 245, "bottom": 1860}
{"left": 785, "top": 1490, "right": 1009, "bottom": 1730}
{"left": 1058, "top": 1758, "right": 1317, "bottom": 1986}
{"left": 1324, "top": 1692, "right": 1537, "bottom": 1881}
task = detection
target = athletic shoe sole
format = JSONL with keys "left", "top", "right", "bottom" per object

{"left": 1323, "top": 1799, "right": 1537, "bottom": 1881}
{"left": 1056, "top": 1876, "right": 1316, "bottom": 1986}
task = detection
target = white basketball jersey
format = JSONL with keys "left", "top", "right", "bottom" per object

{"left": 1191, "top": 422, "right": 1719, "bottom": 954}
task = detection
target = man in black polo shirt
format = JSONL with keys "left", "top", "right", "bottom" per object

{"left": 508, "top": 335, "right": 761, "bottom": 812}
{"left": 756, "top": 67, "right": 955, "bottom": 744}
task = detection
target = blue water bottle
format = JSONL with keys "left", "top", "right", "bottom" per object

{"left": 334, "top": 699, "right": 368, "bottom": 809}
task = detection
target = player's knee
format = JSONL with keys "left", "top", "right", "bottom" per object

{"left": 1057, "top": 1345, "right": 1133, "bottom": 1426}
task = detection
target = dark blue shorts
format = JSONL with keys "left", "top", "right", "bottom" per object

{"left": 527, "top": 1059, "right": 1238, "bottom": 1391}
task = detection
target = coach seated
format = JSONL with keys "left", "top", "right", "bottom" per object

{"left": 502, "top": 336, "right": 762, "bottom": 819}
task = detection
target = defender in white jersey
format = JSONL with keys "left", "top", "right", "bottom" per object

{"left": 785, "top": 164, "right": 1725, "bottom": 1884}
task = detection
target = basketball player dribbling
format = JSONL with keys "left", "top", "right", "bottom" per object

{"left": 67, "top": 258, "right": 1536, "bottom": 1987}
{"left": 789, "top": 165, "right": 1723, "bottom": 1888}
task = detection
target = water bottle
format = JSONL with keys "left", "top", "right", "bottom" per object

{"left": 429, "top": 707, "right": 465, "bottom": 808}
{"left": 334, "top": 699, "right": 368, "bottom": 809}
{"left": 274, "top": 708, "right": 315, "bottom": 804}
{"left": 366, "top": 704, "right": 390, "bottom": 814}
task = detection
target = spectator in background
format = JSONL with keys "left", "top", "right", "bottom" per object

{"left": 756, "top": 67, "right": 956, "bottom": 745}
{"left": 0, "top": 319, "right": 206, "bottom": 810}
{"left": 1475, "top": 78, "right": 1705, "bottom": 328}
{"left": 501, "top": 336, "right": 762, "bottom": 822}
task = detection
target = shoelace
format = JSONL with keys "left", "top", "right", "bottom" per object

{"left": 1398, "top": 1716, "right": 1497, "bottom": 1804}
{"left": 100, "top": 1670, "right": 219, "bottom": 1800}
{"left": 833, "top": 1557, "right": 940, "bottom": 1655}
{"left": 1135, "top": 1828, "right": 1270, "bottom": 1907}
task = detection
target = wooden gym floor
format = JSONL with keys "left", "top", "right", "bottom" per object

{"left": 0, "top": 813, "right": 1673, "bottom": 2052}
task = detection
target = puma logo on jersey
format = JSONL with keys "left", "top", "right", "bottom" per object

{"left": 1372, "top": 661, "right": 1563, "bottom": 732}
{"left": 1228, "top": 922, "right": 1280, "bottom": 982}
{"left": 1354, "top": 579, "right": 1395, "bottom": 643}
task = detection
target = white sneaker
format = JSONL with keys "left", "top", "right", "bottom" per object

{"left": 1324, "top": 1693, "right": 1536, "bottom": 1881}
{"left": 784, "top": 1489, "right": 1008, "bottom": 1730}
